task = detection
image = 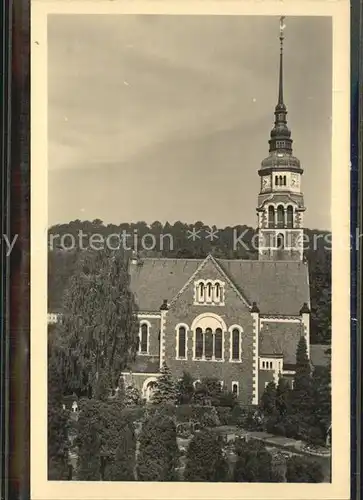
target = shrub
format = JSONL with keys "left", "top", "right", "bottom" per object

{"left": 184, "top": 430, "right": 228, "bottom": 481}
{"left": 217, "top": 390, "right": 238, "bottom": 408}
{"left": 233, "top": 438, "right": 283, "bottom": 482}
{"left": 200, "top": 407, "right": 220, "bottom": 428}
{"left": 124, "top": 385, "right": 142, "bottom": 406}
{"left": 176, "top": 371, "right": 195, "bottom": 405}
{"left": 137, "top": 414, "right": 179, "bottom": 481}
{"left": 285, "top": 456, "right": 324, "bottom": 483}
{"left": 175, "top": 404, "right": 194, "bottom": 422}
{"left": 216, "top": 407, "right": 232, "bottom": 426}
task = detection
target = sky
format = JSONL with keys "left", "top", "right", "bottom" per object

{"left": 48, "top": 14, "right": 332, "bottom": 230}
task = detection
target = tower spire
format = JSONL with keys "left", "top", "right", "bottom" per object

{"left": 267, "top": 16, "right": 292, "bottom": 154}
{"left": 278, "top": 16, "right": 285, "bottom": 106}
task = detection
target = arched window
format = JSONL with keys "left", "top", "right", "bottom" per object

{"left": 214, "top": 282, "right": 220, "bottom": 302}
{"left": 205, "top": 328, "right": 213, "bottom": 359}
{"left": 283, "top": 176, "right": 287, "bottom": 186}
{"left": 277, "top": 205, "right": 285, "bottom": 228}
{"left": 232, "top": 382, "right": 239, "bottom": 396}
{"left": 279, "top": 175, "right": 283, "bottom": 186}
{"left": 214, "top": 328, "right": 223, "bottom": 360}
{"left": 140, "top": 323, "right": 148, "bottom": 354}
{"left": 231, "top": 328, "right": 241, "bottom": 361}
{"left": 195, "top": 328, "right": 203, "bottom": 359}
{"left": 286, "top": 206, "right": 294, "bottom": 228}
{"left": 178, "top": 326, "right": 186, "bottom": 359}
{"left": 207, "top": 282, "right": 212, "bottom": 300}
{"left": 199, "top": 282, "right": 204, "bottom": 301}
{"left": 268, "top": 206, "right": 275, "bottom": 228}
{"left": 275, "top": 175, "right": 278, "bottom": 186}
{"left": 277, "top": 233, "right": 285, "bottom": 250}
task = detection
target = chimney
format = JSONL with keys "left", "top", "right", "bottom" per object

{"left": 160, "top": 299, "right": 169, "bottom": 311}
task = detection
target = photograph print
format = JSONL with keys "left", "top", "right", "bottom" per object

{"left": 47, "top": 13, "right": 334, "bottom": 484}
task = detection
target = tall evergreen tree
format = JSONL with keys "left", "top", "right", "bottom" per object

{"left": 184, "top": 430, "right": 228, "bottom": 482}
{"left": 310, "top": 365, "right": 331, "bottom": 441}
{"left": 152, "top": 362, "right": 177, "bottom": 405}
{"left": 275, "top": 375, "right": 291, "bottom": 417}
{"left": 52, "top": 249, "right": 139, "bottom": 397}
{"left": 176, "top": 371, "right": 194, "bottom": 405}
{"left": 260, "top": 381, "right": 277, "bottom": 416}
{"left": 137, "top": 414, "right": 179, "bottom": 481}
{"left": 291, "top": 336, "right": 312, "bottom": 415}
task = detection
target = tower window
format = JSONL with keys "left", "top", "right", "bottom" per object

{"left": 277, "top": 233, "right": 285, "bottom": 250}
{"left": 268, "top": 206, "right": 275, "bottom": 228}
{"left": 139, "top": 323, "right": 149, "bottom": 354}
{"left": 232, "top": 381, "right": 239, "bottom": 396}
{"left": 286, "top": 206, "right": 294, "bottom": 228}
{"left": 277, "top": 205, "right": 285, "bottom": 228}
{"left": 275, "top": 175, "right": 278, "bottom": 186}
{"left": 283, "top": 176, "right": 287, "bottom": 186}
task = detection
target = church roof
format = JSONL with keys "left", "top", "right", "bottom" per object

{"left": 129, "top": 257, "right": 310, "bottom": 316}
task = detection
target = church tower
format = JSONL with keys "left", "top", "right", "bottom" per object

{"left": 257, "top": 17, "right": 305, "bottom": 261}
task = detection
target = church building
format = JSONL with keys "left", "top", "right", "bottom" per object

{"left": 123, "top": 20, "right": 311, "bottom": 404}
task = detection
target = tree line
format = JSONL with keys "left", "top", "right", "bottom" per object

{"left": 48, "top": 220, "right": 331, "bottom": 345}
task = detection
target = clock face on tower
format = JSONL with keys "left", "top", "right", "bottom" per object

{"left": 291, "top": 173, "right": 299, "bottom": 188}
{"left": 262, "top": 176, "right": 271, "bottom": 190}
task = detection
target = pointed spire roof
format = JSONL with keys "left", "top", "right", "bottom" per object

{"left": 259, "top": 17, "right": 302, "bottom": 173}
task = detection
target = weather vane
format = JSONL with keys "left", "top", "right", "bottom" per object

{"left": 280, "top": 16, "right": 286, "bottom": 44}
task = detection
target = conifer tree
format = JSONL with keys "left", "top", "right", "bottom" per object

{"left": 52, "top": 249, "right": 139, "bottom": 397}
{"left": 137, "top": 414, "right": 179, "bottom": 481}
{"left": 152, "top": 362, "right": 177, "bottom": 405}
{"left": 291, "top": 336, "right": 312, "bottom": 415}
{"left": 184, "top": 430, "right": 228, "bottom": 482}
{"left": 124, "top": 385, "right": 142, "bottom": 406}
{"left": 176, "top": 371, "right": 194, "bottom": 405}
{"left": 275, "top": 375, "right": 291, "bottom": 417}
{"left": 260, "top": 381, "right": 277, "bottom": 416}
{"left": 310, "top": 365, "right": 331, "bottom": 441}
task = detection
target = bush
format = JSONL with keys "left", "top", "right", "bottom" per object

{"left": 217, "top": 390, "right": 238, "bottom": 408}
{"left": 216, "top": 407, "right": 232, "bottom": 426}
{"left": 124, "top": 385, "right": 142, "bottom": 406}
{"left": 200, "top": 406, "right": 220, "bottom": 428}
{"left": 233, "top": 438, "right": 282, "bottom": 482}
{"left": 184, "top": 430, "right": 228, "bottom": 481}
{"left": 137, "top": 414, "right": 179, "bottom": 481}
{"left": 286, "top": 456, "right": 324, "bottom": 483}
{"left": 175, "top": 404, "right": 194, "bottom": 422}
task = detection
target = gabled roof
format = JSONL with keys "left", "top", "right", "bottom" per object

{"left": 129, "top": 256, "right": 310, "bottom": 315}
{"left": 259, "top": 321, "right": 304, "bottom": 364}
